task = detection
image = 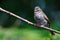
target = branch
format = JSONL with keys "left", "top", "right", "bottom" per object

{"left": 0, "top": 7, "right": 60, "bottom": 34}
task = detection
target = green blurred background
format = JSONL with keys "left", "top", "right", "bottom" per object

{"left": 0, "top": 0, "right": 60, "bottom": 40}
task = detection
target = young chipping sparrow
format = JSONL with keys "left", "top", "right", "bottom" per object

{"left": 34, "top": 6, "right": 54, "bottom": 35}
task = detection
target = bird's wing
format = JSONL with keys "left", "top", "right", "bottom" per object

{"left": 38, "top": 6, "right": 49, "bottom": 21}
{"left": 42, "top": 11, "right": 50, "bottom": 23}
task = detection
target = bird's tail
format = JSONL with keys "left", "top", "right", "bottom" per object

{"left": 50, "top": 30, "right": 54, "bottom": 35}
{"left": 45, "top": 24, "right": 55, "bottom": 35}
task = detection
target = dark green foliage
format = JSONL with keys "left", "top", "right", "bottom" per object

{"left": 0, "top": 0, "right": 60, "bottom": 29}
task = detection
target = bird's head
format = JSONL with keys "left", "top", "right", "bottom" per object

{"left": 34, "top": 6, "right": 42, "bottom": 12}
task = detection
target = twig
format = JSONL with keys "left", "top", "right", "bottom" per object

{"left": 0, "top": 7, "right": 60, "bottom": 34}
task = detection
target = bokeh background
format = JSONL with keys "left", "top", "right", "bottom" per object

{"left": 0, "top": 0, "right": 60, "bottom": 40}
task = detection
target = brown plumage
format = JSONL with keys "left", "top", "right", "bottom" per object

{"left": 34, "top": 6, "right": 54, "bottom": 35}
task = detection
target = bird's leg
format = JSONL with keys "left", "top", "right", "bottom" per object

{"left": 36, "top": 23, "right": 40, "bottom": 26}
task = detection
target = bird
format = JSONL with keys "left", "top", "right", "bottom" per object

{"left": 34, "top": 6, "right": 54, "bottom": 35}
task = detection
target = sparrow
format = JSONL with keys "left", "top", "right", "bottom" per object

{"left": 34, "top": 6, "right": 54, "bottom": 35}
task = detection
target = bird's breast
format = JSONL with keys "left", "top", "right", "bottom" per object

{"left": 35, "top": 12, "right": 44, "bottom": 18}
{"left": 34, "top": 13, "right": 47, "bottom": 25}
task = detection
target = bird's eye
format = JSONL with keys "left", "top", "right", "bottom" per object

{"left": 35, "top": 8, "right": 40, "bottom": 12}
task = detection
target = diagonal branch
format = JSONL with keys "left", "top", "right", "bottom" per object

{"left": 0, "top": 7, "right": 60, "bottom": 34}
